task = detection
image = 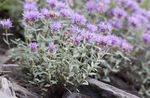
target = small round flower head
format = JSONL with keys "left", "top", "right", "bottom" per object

{"left": 143, "top": 33, "right": 150, "bottom": 44}
{"left": 97, "top": 22, "right": 112, "bottom": 34}
{"left": 146, "top": 25, "right": 150, "bottom": 31}
{"left": 117, "top": 0, "right": 139, "bottom": 12}
{"left": 108, "top": 18, "right": 123, "bottom": 29}
{"left": 47, "top": 0, "right": 57, "bottom": 8}
{"left": 57, "top": 1, "right": 68, "bottom": 9}
{"left": 41, "top": 8, "right": 50, "bottom": 18}
{"left": 48, "top": 42, "right": 56, "bottom": 53}
{"left": 147, "top": 11, "right": 150, "bottom": 19}
{"left": 85, "top": 0, "right": 97, "bottom": 12}
{"left": 71, "top": 13, "right": 86, "bottom": 25}
{"left": 97, "top": 0, "right": 111, "bottom": 13}
{"left": 112, "top": 7, "right": 127, "bottom": 18}
{"left": 87, "top": 24, "right": 97, "bottom": 32}
{"left": 128, "top": 16, "right": 141, "bottom": 27}
{"left": 72, "top": 35, "right": 83, "bottom": 45}
{"left": 136, "top": 9, "right": 149, "bottom": 17}
{"left": 121, "top": 40, "right": 133, "bottom": 52}
{"left": 94, "top": 35, "right": 108, "bottom": 46}
{"left": 60, "top": 9, "right": 73, "bottom": 18}
{"left": 23, "top": 10, "right": 41, "bottom": 23}
{"left": 28, "top": 42, "right": 38, "bottom": 52}
{"left": 81, "top": 31, "right": 94, "bottom": 42}
{"left": 129, "top": 1, "right": 139, "bottom": 12}
{"left": 0, "top": 19, "right": 12, "bottom": 29}
{"left": 51, "top": 22, "right": 61, "bottom": 32}
{"left": 67, "top": 25, "right": 80, "bottom": 34}
{"left": 24, "top": 2, "right": 38, "bottom": 11}
{"left": 106, "top": 35, "right": 122, "bottom": 46}
{"left": 138, "top": 15, "right": 148, "bottom": 24}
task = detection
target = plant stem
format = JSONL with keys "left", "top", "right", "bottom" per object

{"left": 5, "top": 29, "right": 10, "bottom": 49}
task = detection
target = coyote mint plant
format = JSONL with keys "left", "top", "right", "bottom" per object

{"left": 11, "top": 0, "right": 133, "bottom": 93}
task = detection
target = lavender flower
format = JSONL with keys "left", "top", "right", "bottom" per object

{"left": 28, "top": 42, "right": 38, "bottom": 52}
{"left": 67, "top": 25, "right": 80, "bottom": 34}
{"left": 87, "top": 24, "right": 97, "bottom": 32}
{"left": 129, "top": 1, "right": 139, "bottom": 12}
{"left": 57, "top": 1, "right": 68, "bottom": 9}
{"left": 85, "top": 0, "right": 97, "bottom": 12}
{"left": 41, "top": 8, "right": 50, "bottom": 18}
{"left": 24, "top": 2, "right": 38, "bottom": 11}
{"left": 128, "top": 16, "right": 141, "bottom": 27}
{"left": 48, "top": 42, "right": 56, "bottom": 53}
{"left": 137, "top": 15, "right": 149, "bottom": 24}
{"left": 97, "top": 0, "right": 111, "bottom": 13}
{"left": 97, "top": 22, "right": 112, "bottom": 34}
{"left": 47, "top": 0, "right": 57, "bottom": 8}
{"left": 60, "top": 9, "right": 73, "bottom": 18}
{"left": 112, "top": 7, "right": 127, "bottom": 18}
{"left": 0, "top": 19, "right": 12, "bottom": 29}
{"left": 94, "top": 35, "right": 108, "bottom": 46}
{"left": 81, "top": 31, "right": 94, "bottom": 42}
{"left": 121, "top": 40, "right": 133, "bottom": 52}
{"left": 108, "top": 19, "right": 123, "bottom": 29}
{"left": 147, "top": 25, "right": 150, "bottom": 31}
{"left": 72, "top": 35, "right": 83, "bottom": 45}
{"left": 23, "top": 10, "right": 41, "bottom": 22}
{"left": 117, "top": 0, "right": 139, "bottom": 12}
{"left": 143, "top": 33, "right": 150, "bottom": 44}
{"left": 51, "top": 22, "right": 61, "bottom": 32}
{"left": 71, "top": 13, "right": 86, "bottom": 25}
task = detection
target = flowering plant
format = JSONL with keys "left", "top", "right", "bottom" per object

{"left": 5, "top": 0, "right": 150, "bottom": 97}
{"left": 9, "top": 0, "right": 133, "bottom": 93}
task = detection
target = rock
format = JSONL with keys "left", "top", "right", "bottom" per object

{"left": 63, "top": 93, "right": 91, "bottom": 98}
{"left": 12, "top": 82, "right": 40, "bottom": 98}
{"left": 88, "top": 79, "right": 140, "bottom": 98}
{"left": 0, "top": 77, "right": 17, "bottom": 98}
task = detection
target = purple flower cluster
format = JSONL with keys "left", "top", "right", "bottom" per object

{"left": 60, "top": 9, "right": 73, "bottom": 18}
{"left": 85, "top": 0, "right": 111, "bottom": 13}
{"left": 67, "top": 25, "right": 80, "bottom": 34}
{"left": 143, "top": 25, "right": 150, "bottom": 44}
{"left": 24, "top": 2, "right": 38, "bottom": 11}
{"left": 23, "top": 1, "right": 41, "bottom": 23}
{"left": 85, "top": 0, "right": 97, "bottom": 12}
{"left": 0, "top": 19, "right": 12, "bottom": 29}
{"left": 111, "top": 7, "right": 127, "bottom": 19}
{"left": 23, "top": 10, "right": 41, "bottom": 22}
{"left": 51, "top": 22, "right": 62, "bottom": 32}
{"left": 143, "top": 33, "right": 150, "bottom": 44}
{"left": 41, "top": 8, "right": 50, "bottom": 18}
{"left": 71, "top": 13, "right": 86, "bottom": 25}
{"left": 117, "top": 0, "right": 139, "bottom": 12}
{"left": 108, "top": 18, "right": 123, "bottom": 29}
{"left": 87, "top": 24, "right": 98, "bottom": 32}
{"left": 48, "top": 42, "right": 56, "bottom": 53}
{"left": 128, "top": 16, "right": 141, "bottom": 27}
{"left": 28, "top": 42, "right": 39, "bottom": 52}
{"left": 56, "top": 1, "right": 69, "bottom": 10}
{"left": 47, "top": 0, "right": 57, "bottom": 8}
{"left": 97, "top": 22, "right": 112, "bottom": 34}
